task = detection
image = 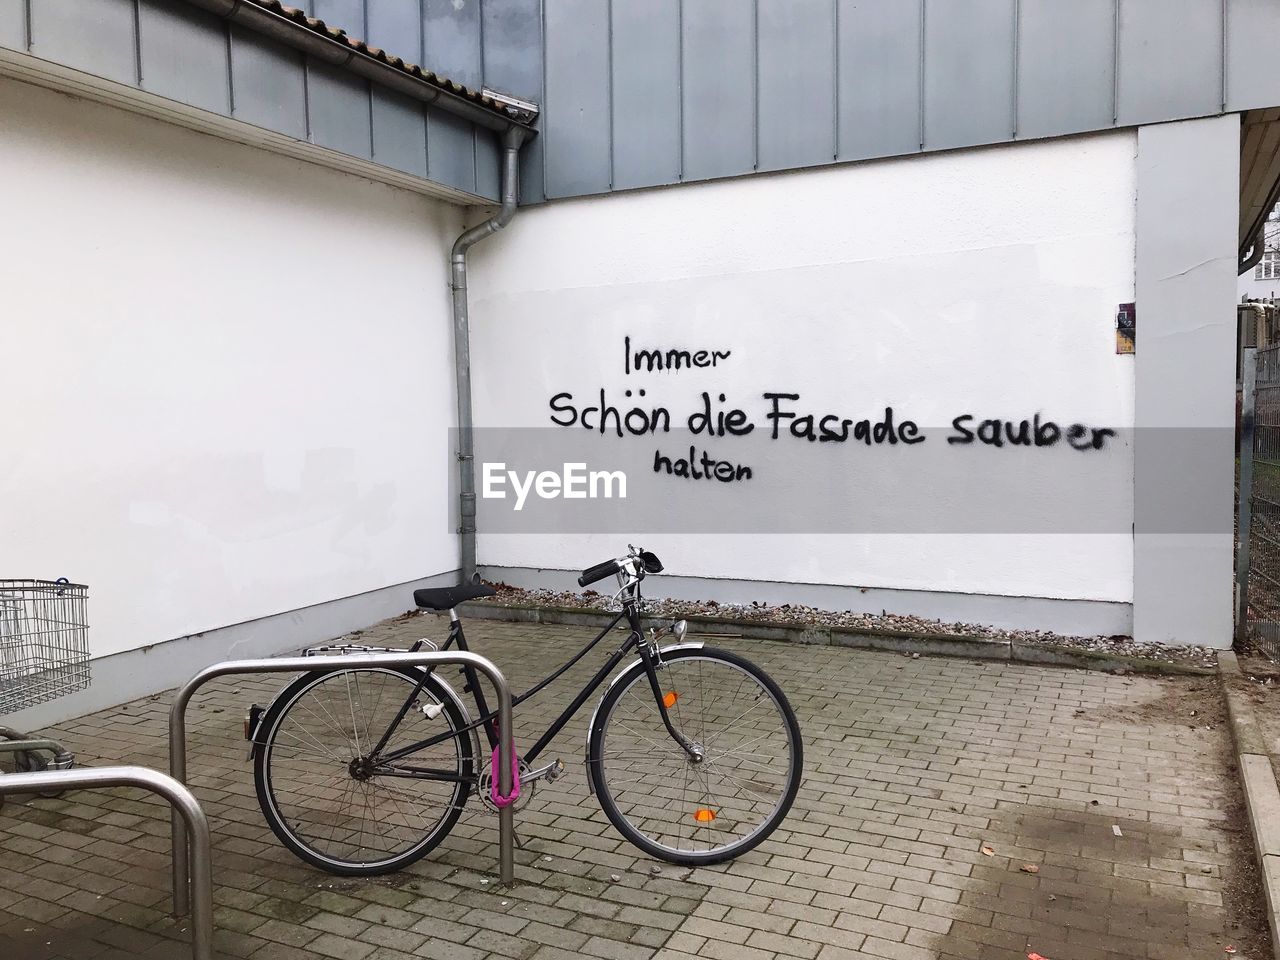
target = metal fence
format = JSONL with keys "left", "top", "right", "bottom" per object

{"left": 1238, "top": 345, "right": 1280, "bottom": 655}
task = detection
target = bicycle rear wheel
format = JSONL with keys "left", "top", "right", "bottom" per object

{"left": 588, "top": 646, "right": 802, "bottom": 865}
{"left": 254, "top": 667, "right": 473, "bottom": 876}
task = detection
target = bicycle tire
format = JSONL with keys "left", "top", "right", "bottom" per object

{"left": 254, "top": 666, "right": 473, "bottom": 876}
{"left": 588, "top": 646, "right": 802, "bottom": 866}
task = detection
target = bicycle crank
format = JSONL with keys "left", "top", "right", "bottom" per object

{"left": 477, "top": 758, "right": 565, "bottom": 814}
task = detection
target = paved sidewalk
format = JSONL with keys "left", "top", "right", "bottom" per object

{"left": 0, "top": 614, "right": 1267, "bottom": 960}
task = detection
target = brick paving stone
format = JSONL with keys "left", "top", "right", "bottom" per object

{"left": 0, "top": 614, "right": 1269, "bottom": 959}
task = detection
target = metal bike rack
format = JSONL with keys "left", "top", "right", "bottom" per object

{"left": 168, "top": 651, "right": 515, "bottom": 917}
{"left": 0, "top": 765, "right": 213, "bottom": 960}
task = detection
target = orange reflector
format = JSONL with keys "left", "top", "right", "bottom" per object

{"left": 662, "top": 691, "right": 678, "bottom": 708}
{"left": 694, "top": 808, "right": 716, "bottom": 823}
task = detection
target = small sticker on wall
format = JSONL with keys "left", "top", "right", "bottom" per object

{"left": 1116, "top": 303, "right": 1135, "bottom": 354}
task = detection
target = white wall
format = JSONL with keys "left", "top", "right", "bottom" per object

{"left": 0, "top": 78, "right": 462, "bottom": 658}
{"left": 470, "top": 132, "right": 1138, "bottom": 610}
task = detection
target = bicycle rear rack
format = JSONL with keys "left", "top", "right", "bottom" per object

{"left": 0, "top": 765, "right": 213, "bottom": 960}
{"left": 167, "top": 650, "right": 516, "bottom": 917}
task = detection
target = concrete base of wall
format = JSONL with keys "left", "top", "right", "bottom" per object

{"left": 3, "top": 570, "right": 462, "bottom": 732}
{"left": 479, "top": 566, "right": 1133, "bottom": 638}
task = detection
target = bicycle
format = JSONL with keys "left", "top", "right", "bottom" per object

{"left": 245, "top": 546, "right": 803, "bottom": 875}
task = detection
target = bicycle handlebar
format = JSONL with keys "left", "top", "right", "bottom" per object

{"left": 578, "top": 559, "right": 622, "bottom": 587}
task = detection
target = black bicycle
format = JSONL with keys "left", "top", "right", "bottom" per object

{"left": 245, "top": 546, "right": 802, "bottom": 874}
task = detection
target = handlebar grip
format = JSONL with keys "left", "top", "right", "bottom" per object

{"left": 578, "top": 559, "right": 622, "bottom": 588}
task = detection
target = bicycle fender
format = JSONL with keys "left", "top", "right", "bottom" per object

{"left": 582, "top": 641, "right": 705, "bottom": 794}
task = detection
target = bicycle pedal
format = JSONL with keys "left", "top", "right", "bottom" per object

{"left": 546, "top": 758, "right": 565, "bottom": 782}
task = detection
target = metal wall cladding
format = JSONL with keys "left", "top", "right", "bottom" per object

{"left": 757, "top": 0, "right": 835, "bottom": 171}
{"left": 10, "top": 0, "right": 1280, "bottom": 205}
{"left": 424, "top": 0, "right": 482, "bottom": 90}
{"left": 532, "top": 0, "right": 1279, "bottom": 201}
{"left": 0, "top": 0, "right": 24, "bottom": 48}
{"left": 366, "top": 0, "right": 422, "bottom": 66}
{"left": 923, "top": 0, "right": 1016, "bottom": 151}
{"left": 229, "top": 22, "right": 308, "bottom": 140}
{"left": 138, "top": 1, "right": 230, "bottom": 115}
{"left": 0, "top": 0, "right": 511, "bottom": 202}
{"left": 681, "top": 0, "right": 756, "bottom": 183}
{"left": 1228, "top": 0, "right": 1280, "bottom": 112}
{"left": 30, "top": 0, "right": 137, "bottom": 86}
{"left": 372, "top": 86, "right": 428, "bottom": 178}
{"left": 1117, "top": 0, "right": 1222, "bottom": 125}
{"left": 543, "top": 0, "right": 611, "bottom": 197}
{"left": 836, "top": 0, "right": 921, "bottom": 162}
{"left": 428, "top": 106, "right": 480, "bottom": 196}
{"left": 1016, "top": 0, "right": 1115, "bottom": 139}
{"left": 307, "top": 58, "right": 372, "bottom": 160}
{"left": 610, "top": 0, "right": 680, "bottom": 190}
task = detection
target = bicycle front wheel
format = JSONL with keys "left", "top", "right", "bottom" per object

{"left": 254, "top": 667, "right": 473, "bottom": 876}
{"left": 588, "top": 646, "right": 802, "bottom": 865}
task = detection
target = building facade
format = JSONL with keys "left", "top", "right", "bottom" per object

{"left": 2, "top": 0, "right": 1277, "bottom": 725}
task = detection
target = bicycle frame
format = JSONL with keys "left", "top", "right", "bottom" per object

{"left": 370, "top": 583, "right": 695, "bottom": 778}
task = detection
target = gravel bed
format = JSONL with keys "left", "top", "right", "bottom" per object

{"left": 477, "top": 582, "right": 1219, "bottom": 669}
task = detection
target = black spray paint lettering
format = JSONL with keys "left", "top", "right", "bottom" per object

{"left": 948, "top": 414, "right": 1116, "bottom": 450}
{"left": 762, "top": 394, "right": 926, "bottom": 445}
{"left": 548, "top": 391, "right": 1116, "bottom": 452}
{"left": 653, "top": 446, "right": 753, "bottom": 482}
{"left": 688, "top": 393, "right": 755, "bottom": 436}
{"left": 549, "top": 389, "right": 672, "bottom": 437}
{"left": 624, "top": 335, "right": 732, "bottom": 374}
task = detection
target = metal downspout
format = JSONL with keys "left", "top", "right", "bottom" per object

{"left": 452, "top": 126, "right": 526, "bottom": 583}
{"left": 1242, "top": 225, "right": 1267, "bottom": 276}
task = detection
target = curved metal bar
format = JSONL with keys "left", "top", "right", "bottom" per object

{"left": 0, "top": 725, "right": 69, "bottom": 759}
{"left": 0, "top": 765, "right": 213, "bottom": 960}
{"left": 169, "top": 651, "right": 514, "bottom": 916}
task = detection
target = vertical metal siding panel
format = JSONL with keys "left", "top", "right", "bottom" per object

{"left": 1226, "top": 0, "right": 1280, "bottom": 111}
{"left": 482, "top": 0, "right": 542, "bottom": 102}
{"left": 427, "top": 106, "right": 478, "bottom": 194}
{"left": 1117, "top": 0, "right": 1221, "bottom": 124}
{"left": 423, "top": 0, "right": 483, "bottom": 90}
{"left": 0, "top": 0, "right": 26, "bottom": 49}
{"left": 371, "top": 86, "right": 428, "bottom": 177}
{"left": 366, "top": 0, "right": 421, "bottom": 64}
{"left": 543, "top": 0, "right": 610, "bottom": 198}
{"left": 519, "top": 134, "right": 547, "bottom": 204}
{"left": 611, "top": 0, "right": 680, "bottom": 190}
{"left": 30, "top": 0, "right": 137, "bottom": 85}
{"left": 682, "top": 0, "right": 755, "bottom": 182}
{"left": 1016, "top": 0, "right": 1113, "bottom": 138}
{"left": 475, "top": 130, "right": 502, "bottom": 201}
{"left": 836, "top": 0, "right": 921, "bottom": 161}
{"left": 757, "top": 0, "right": 834, "bottom": 171}
{"left": 314, "top": 0, "right": 364, "bottom": 37}
{"left": 137, "top": 1, "right": 230, "bottom": 116}
{"left": 923, "top": 0, "right": 1016, "bottom": 150}
{"left": 307, "top": 59, "right": 372, "bottom": 158}
{"left": 229, "top": 23, "right": 307, "bottom": 139}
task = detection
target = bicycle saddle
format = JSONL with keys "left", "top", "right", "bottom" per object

{"left": 412, "top": 583, "right": 497, "bottom": 611}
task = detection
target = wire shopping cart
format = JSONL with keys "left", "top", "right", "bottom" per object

{"left": 0, "top": 579, "right": 88, "bottom": 782}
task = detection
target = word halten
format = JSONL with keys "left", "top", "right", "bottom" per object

{"left": 654, "top": 446, "right": 752, "bottom": 483}
{"left": 624, "top": 336, "right": 731, "bottom": 374}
